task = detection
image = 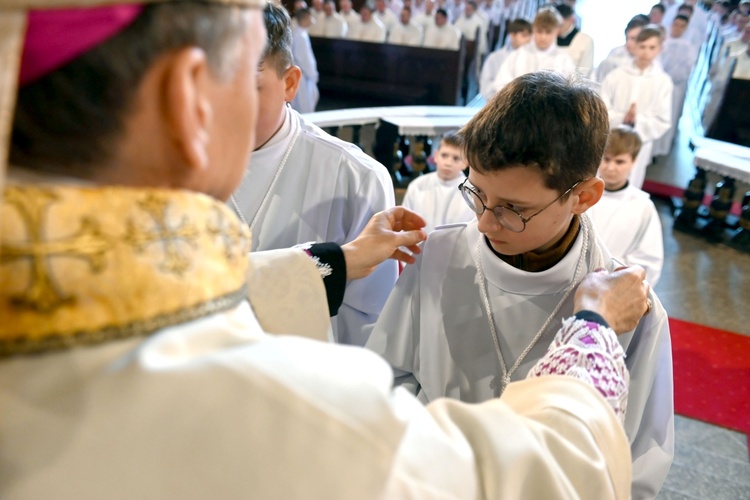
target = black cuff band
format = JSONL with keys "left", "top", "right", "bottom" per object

{"left": 574, "top": 310, "right": 610, "bottom": 329}
{"left": 308, "top": 242, "right": 347, "bottom": 317}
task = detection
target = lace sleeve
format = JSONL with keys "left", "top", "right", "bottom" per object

{"left": 528, "top": 316, "right": 629, "bottom": 423}
{"left": 293, "top": 242, "right": 346, "bottom": 317}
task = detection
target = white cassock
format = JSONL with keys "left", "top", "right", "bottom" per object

{"left": 653, "top": 37, "right": 699, "bottom": 156}
{"left": 232, "top": 109, "right": 396, "bottom": 346}
{"left": 340, "top": 10, "right": 361, "bottom": 36}
{"left": 454, "top": 13, "right": 488, "bottom": 55}
{"left": 413, "top": 10, "right": 434, "bottom": 32}
{"left": 492, "top": 42, "right": 576, "bottom": 91}
{"left": 349, "top": 18, "right": 387, "bottom": 43}
{"left": 587, "top": 185, "right": 665, "bottom": 286}
{"left": 388, "top": 21, "right": 424, "bottom": 46}
{"left": 307, "top": 9, "right": 327, "bottom": 37}
{"left": 559, "top": 29, "right": 595, "bottom": 78}
{"left": 366, "top": 215, "right": 674, "bottom": 499}
{"left": 479, "top": 45, "right": 512, "bottom": 100}
{"left": 422, "top": 23, "right": 462, "bottom": 50}
{"left": 318, "top": 13, "right": 348, "bottom": 38}
{"left": 400, "top": 172, "right": 475, "bottom": 233}
{"left": 291, "top": 25, "right": 319, "bottom": 114}
{"left": 600, "top": 62, "right": 673, "bottom": 189}
{"left": 663, "top": 2, "right": 709, "bottom": 49}
{"left": 596, "top": 45, "right": 630, "bottom": 83}
{"left": 0, "top": 184, "right": 633, "bottom": 500}
{"left": 374, "top": 8, "right": 399, "bottom": 35}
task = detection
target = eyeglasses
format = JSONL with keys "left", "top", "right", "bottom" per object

{"left": 458, "top": 178, "right": 582, "bottom": 233}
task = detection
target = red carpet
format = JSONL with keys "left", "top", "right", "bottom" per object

{"left": 670, "top": 317, "right": 750, "bottom": 434}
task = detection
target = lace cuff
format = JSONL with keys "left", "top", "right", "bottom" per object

{"left": 293, "top": 242, "right": 346, "bottom": 317}
{"left": 528, "top": 316, "right": 629, "bottom": 423}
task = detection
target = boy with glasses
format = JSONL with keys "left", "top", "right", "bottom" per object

{"left": 367, "top": 71, "right": 674, "bottom": 499}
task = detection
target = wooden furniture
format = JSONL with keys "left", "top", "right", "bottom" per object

{"left": 310, "top": 36, "right": 467, "bottom": 106}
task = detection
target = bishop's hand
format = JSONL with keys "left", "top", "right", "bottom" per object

{"left": 574, "top": 266, "right": 650, "bottom": 334}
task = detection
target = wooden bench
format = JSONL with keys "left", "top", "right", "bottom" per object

{"left": 310, "top": 36, "right": 467, "bottom": 106}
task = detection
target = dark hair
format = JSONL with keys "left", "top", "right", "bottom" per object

{"left": 650, "top": 3, "right": 665, "bottom": 14}
{"left": 534, "top": 6, "right": 563, "bottom": 30}
{"left": 508, "top": 18, "right": 533, "bottom": 34}
{"left": 11, "top": 1, "right": 248, "bottom": 176}
{"left": 436, "top": 8, "right": 448, "bottom": 17}
{"left": 461, "top": 72, "right": 608, "bottom": 193}
{"left": 636, "top": 24, "right": 663, "bottom": 42}
{"left": 678, "top": 4, "right": 694, "bottom": 15}
{"left": 675, "top": 14, "right": 690, "bottom": 24}
{"left": 554, "top": 3, "right": 574, "bottom": 19}
{"left": 625, "top": 14, "right": 650, "bottom": 34}
{"left": 440, "top": 131, "right": 463, "bottom": 149}
{"left": 264, "top": 3, "right": 294, "bottom": 76}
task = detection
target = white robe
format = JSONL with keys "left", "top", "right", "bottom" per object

{"left": 479, "top": 45, "right": 512, "bottom": 100}
{"left": 560, "top": 30, "right": 595, "bottom": 78}
{"left": 307, "top": 9, "right": 327, "bottom": 37}
{"left": 663, "top": 2, "right": 709, "bottom": 49}
{"left": 653, "top": 37, "right": 698, "bottom": 156}
{"left": 232, "top": 109, "right": 397, "bottom": 346}
{"left": 340, "top": 10, "right": 361, "bottom": 36}
{"left": 600, "top": 62, "right": 674, "bottom": 189}
{"left": 493, "top": 42, "right": 576, "bottom": 91}
{"left": 413, "top": 10, "right": 435, "bottom": 32}
{"left": 454, "top": 12, "right": 488, "bottom": 55}
{"left": 367, "top": 216, "right": 674, "bottom": 499}
{"left": 596, "top": 44, "right": 630, "bottom": 83}
{"left": 349, "top": 18, "right": 387, "bottom": 43}
{"left": 374, "top": 8, "right": 399, "bottom": 35}
{"left": 587, "top": 185, "right": 664, "bottom": 286}
{"left": 291, "top": 25, "right": 319, "bottom": 114}
{"left": 388, "top": 21, "right": 424, "bottom": 46}
{"left": 400, "top": 172, "right": 475, "bottom": 233}
{"left": 422, "top": 23, "right": 462, "bottom": 50}
{"left": 318, "top": 13, "right": 348, "bottom": 38}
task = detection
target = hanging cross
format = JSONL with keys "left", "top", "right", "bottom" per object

{"left": 125, "top": 194, "right": 199, "bottom": 275}
{"left": 1, "top": 188, "right": 110, "bottom": 313}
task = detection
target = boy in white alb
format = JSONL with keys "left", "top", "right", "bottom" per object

{"left": 233, "top": 4, "right": 396, "bottom": 346}
{"left": 401, "top": 132, "right": 475, "bottom": 233}
{"left": 588, "top": 128, "right": 664, "bottom": 286}
{"left": 492, "top": 7, "right": 575, "bottom": 92}
{"left": 479, "top": 18, "right": 531, "bottom": 100}
{"left": 367, "top": 72, "right": 674, "bottom": 499}
{"left": 600, "top": 25, "right": 673, "bottom": 189}
{"left": 595, "top": 15, "right": 650, "bottom": 83}
{"left": 290, "top": 8, "right": 319, "bottom": 113}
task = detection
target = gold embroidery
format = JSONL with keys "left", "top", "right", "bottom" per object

{"left": 0, "top": 185, "right": 251, "bottom": 358}
{"left": 0, "top": 188, "right": 110, "bottom": 313}
{"left": 125, "top": 194, "right": 199, "bottom": 276}
{"left": 207, "top": 206, "right": 250, "bottom": 261}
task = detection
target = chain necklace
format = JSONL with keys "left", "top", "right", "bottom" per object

{"left": 230, "top": 127, "right": 301, "bottom": 234}
{"left": 476, "top": 217, "right": 590, "bottom": 396}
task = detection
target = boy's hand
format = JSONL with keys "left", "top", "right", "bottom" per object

{"left": 624, "top": 103, "right": 637, "bottom": 126}
{"left": 342, "top": 207, "right": 428, "bottom": 280}
{"left": 574, "top": 266, "right": 650, "bottom": 334}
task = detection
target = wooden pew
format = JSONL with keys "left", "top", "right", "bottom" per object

{"left": 310, "top": 36, "right": 467, "bottom": 106}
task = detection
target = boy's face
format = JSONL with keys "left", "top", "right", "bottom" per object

{"left": 671, "top": 19, "right": 688, "bottom": 38}
{"left": 533, "top": 27, "right": 558, "bottom": 50}
{"left": 635, "top": 35, "right": 662, "bottom": 66}
{"left": 254, "top": 58, "right": 297, "bottom": 150}
{"left": 467, "top": 167, "right": 580, "bottom": 255}
{"left": 598, "top": 151, "right": 634, "bottom": 191}
{"left": 625, "top": 26, "right": 642, "bottom": 55}
{"left": 649, "top": 7, "right": 664, "bottom": 24}
{"left": 434, "top": 143, "right": 466, "bottom": 181}
{"left": 509, "top": 30, "right": 532, "bottom": 49}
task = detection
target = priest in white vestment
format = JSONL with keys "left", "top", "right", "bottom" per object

{"left": 423, "top": 8, "right": 462, "bottom": 49}
{"left": 554, "top": 3, "right": 594, "bottom": 78}
{"left": 374, "top": 0, "right": 399, "bottom": 35}
{"left": 453, "top": 0, "right": 488, "bottom": 57}
{"left": 349, "top": 5, "right": 388, "bottom": 42}
{"left": 1, "top": 2, "right": 662, "bottom": 498}
{"left": 653, "top": 16, "right": 699, "bottom": 156}
{"left": 291, "top": 9, "right": 320, "bottom": 113}
{"left": 388, "top": 7, "right": 424, "bottom": 46}
{"left": 413, "top": 0, "right": 436, "bottom": 31}
{"left": 338, "top": 0, "right": 361, "bottom": 35}
{"left": 318, "top": 0, "right": 348, "bottom": 38}
{"left": 233, "top": 4, "right": 396, "bottom": 346}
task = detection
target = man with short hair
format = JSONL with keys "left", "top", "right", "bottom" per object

{"left": 555, "top": 2, "right": 594, "bottom": 77}
{"left": 339, "top": 0, "right": 361, "bottom": 33}
{"left": 349, "top": 4, "right": 388, "bottom": 42}
{"left": 318, "top": 0, "right": 348, "bottom": 37}
{"left": 388, "top": 7, "right": 424, "bottom": 45}
{"left": 423, "top": 8, "right": 462, "bottom": 49}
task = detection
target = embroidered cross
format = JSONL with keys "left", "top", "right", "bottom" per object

{"left": 125, "top": 195, "right": 199, "bottom": 275}
{"left": 1, "top": 188, "right": 110, "bottom": 313}
{"left": 207, "top": 207, "right": 250, "bottom": 261}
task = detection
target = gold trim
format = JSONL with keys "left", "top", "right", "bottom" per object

{"left": 0, "top": 284, "right": 247, "bottom": 358}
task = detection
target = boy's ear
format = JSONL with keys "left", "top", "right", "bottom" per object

{"left": 162, "top": 47, "right": 212, "bottom": 173}
{"left": 283, "top": 65, "right": 302, "bottom": 102}
{"left": 571, "top": 176, "right": 604, "bottom": 214}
